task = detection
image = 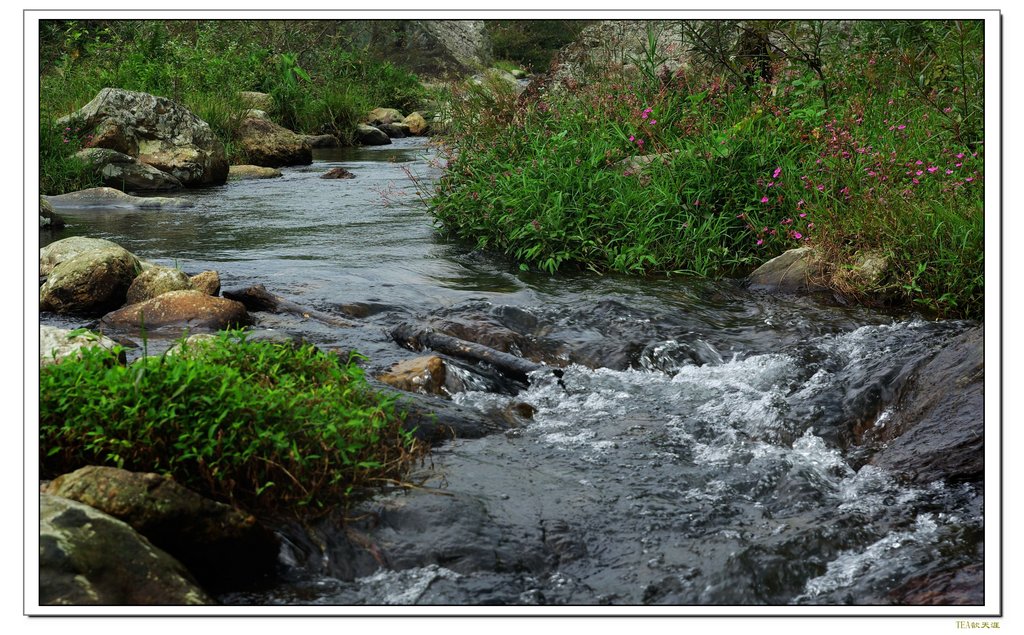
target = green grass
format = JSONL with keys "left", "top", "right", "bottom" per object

{"left": 39, "top": 331, "right": 423, "bottom": 517}
{"left": 428, "top": 20, "right": 985, "bottom": 319}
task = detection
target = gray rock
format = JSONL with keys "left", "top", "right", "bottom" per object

{"left": 45, "top": 186, "right": 194, "bottom": 210}
{"left": 235, "top": 117, "right": 312, "bottom": 167}
{"left": 75, "top": 147, "right": 183, "bottom": 192}
{"left": 377, "top": 122, "right": 409, "bottom": 138}
{"left": 402, "top": 112, "right": 430, "bottom": 135}
{"left": 39, "top": 494, "right": 212, "bottom": 605}
{"left": 60, "top": 88, "right": 228, "bottom": 186}
{"left": 45, "top": 466, "right": 279, "bottom": 593}
{"left": 228, "top": 164, "right": 283, "bottom": 180}
{"left": 237, "top": 91, "right": 274, "bottom": 112}
{"left": 40, "top": 236, "right": 126, "bottom": 277}
{"left": 40, "top": 244, "right": 142, "bottom": 315}
{"left": 746, "top": 247, "right": 825, "bottom": 293}
{"left": 355, "top": 124, "right": 392, "bottom": 146}
{"left": 367, "top": 107, "right": 405, "bottom": 126}
{"left": 39, "top": 325, "right": 125, "bottom": 366}
{"left": 304, "top": 133, "right": 340, "bottom": 148}
{"left": 125, "top": 265, "right": 194, "bottom": 305}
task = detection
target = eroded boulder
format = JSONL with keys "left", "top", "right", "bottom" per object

{"left": 99, "top": 289, "right": 251, "bottom": 332}
{"left": 235, "top": 117, "right": 312, "bottom": 167}
{"left": 40, "top": 244, "right": 142, "bottom": 315}
{"left": 125, "top": 265, "right": 194, "bottom": 305}
{"left": 40, "top": 493, "right": 212, "bottom": 605}
{"left": 44, "top": 466, "right": 279, "bottom": 593}
{"left": 75, "top": 147, "right": 184, "bottom": 192}
{"left": 61, "top": 88, "right": 228, "bottom": 187}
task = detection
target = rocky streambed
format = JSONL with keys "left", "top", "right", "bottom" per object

{"left": 38, "top": 137, "right": 987, "bottom": 608}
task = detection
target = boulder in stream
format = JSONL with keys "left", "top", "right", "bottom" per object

{"left": 40, "top": 197, "right": 65, "bottom": 230}
{"left": 234, "top": 117, "right": 312, "bottom": 168}
{"left": 45, "top": 466, "right": 279, "bottom": 593}
{"left": 402, "top": 112, "right": 430, "bottom": 135}
{"left": 99, "top": 289, "right": 252, "bottom": 332}
{"left": 321, "top": 167, "right": 355, "bottom": 179}
{"left": 40, "top": 493, "right": 213, "bottom": 605}
{"left": 39, "top": 242, "right": 142, "bottom": 315}
{"left": 124, "top": 265, "right": 194, "bottom": 305}
{"left": 61, "top": 87, "right": 229, "bottom": 187}
{"left": 45, "top": 186, "right": 194, "bottom": 210}
{"left": 355, "top": 124, "right": 392, "bottom": 146}
{"left": 377, "top": 355, "right": 448, "bottom": 396}
{"left": 366, "top": 107, "right": 405, "bottom": 126}
{"left": 75, "top": 147, "right": 184, "bottom": 192}
{"left": 228, "top": 165, "right": 283, "bottom": 180}
{"left": 189, "top": 270, "right": 221, "bottom": 296}
{"left": 746, "top": 247, "right": 826, "bottom": 293}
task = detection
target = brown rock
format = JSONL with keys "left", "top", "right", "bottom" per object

{"left": 377, "top": 356, "right": 448, "bottom": 396}
{"left": 321, "top": 167, "right": 355, "bottom": 179}
{"left": 125, "top": 265, "right": 193, "bottom": 305}
{"left": 40, "top": 246, "right": 142, "bottom": 315}
{"left": 367, "top": 107, "right": 405, "bottom": 125}
{"left": 235, "top": 117, "right": 312, "bottom": 167}
{"left": 747, "top": 247, "right": 826, "bottom": 293}
{"left": 189, "top": 270, "right": 221, "bottom": 296}
{"left": 99, "top": 290, "right": 251, "bottom": 332}
{"left": 228, "top": 165, "right": 283, "bottom": 180}
{"left": 402, "top": 112, "right": 429, "bottom": 135}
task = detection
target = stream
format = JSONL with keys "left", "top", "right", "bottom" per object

{"left": 39, "top": 138, "right": 985, "bottom": 606}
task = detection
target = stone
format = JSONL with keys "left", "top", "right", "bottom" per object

{"left": 45, "top": 186, "right": 194, "bottom": 210}
{"left": 99, "top": 290, "right": 252, "bottom": 332}
{"left": 402, "top": 112, "right": 430, "bottom": 135}
{"left": 321, "top": 167, "right": 355, "bottom": 179}
{"left": 39, "top": 325, "right": 125, "bottom": 366}
{"left": 40, "top": 197, "right": 65, "bottom": 230}
{"left": 746, "top": 247, "right": 825, "bottom": 293}
{"left": 235, "top": 117, "right": 312, "bottom": 167}
{"left": 242, "top": 108, "right": 272, "bottom": 121}
{"left": 40, "top": 236, "right": 127, "bottom": 277}
{"left": 39, "top": 244, "right": 142, "bottom": 315}
{"left": 304, "top": 133, "right": 340, "bottom": 148}
{"left": 189, "top": 270, "right": 221, "bottom": 296}
{"left": 377, "top": 122, "right": 409, "bottom": 138}
{"left": 75, "top": 147, "right": 184, "bottom": 192}
{"left": 228, "top": 165, "right": 283, "bottom": 180}
{"left": 355, "top": 123, "right": 392, "bottom": 146}
{"left": 367, "top": 107, "right": 405, "bottom": 126}
{"left": 61, "top": 88, "right": 229, "bottom": 187}
{"left": 124, "top": 265, "right": 194, "bottom": 305}
{"left": 45, "top": 466, "right": 279, "bottom": 593}
{"left": 377, "top": 356, "right": 448, "bottom": 396}
{"left": 237, "top": 91, "right": 274, "bottom": 111}
{"left": 39, "top": 494, "right": 212, "bottom": 605}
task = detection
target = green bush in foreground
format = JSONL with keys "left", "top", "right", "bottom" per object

{"left": 40, "top": 332, "right": 422, "bottom": 517}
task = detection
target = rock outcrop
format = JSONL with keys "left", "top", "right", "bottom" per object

{"left": 61, "top": 88, "right": 229, "bottom": 186}
{"left": 235, "top": 117, "right": 312, "bottom": 167}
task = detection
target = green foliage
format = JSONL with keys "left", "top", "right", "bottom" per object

{"left": 487, "top": 20, "right": 595, "bottom": 72}
{"left": 39, "top": 332, "right": 422, "bottom": 517}
{"left": 428, "top": 19, "right": 985, "bottom": 319}
{"left": 39, "top": 115, "right": 103, "bottom": 196}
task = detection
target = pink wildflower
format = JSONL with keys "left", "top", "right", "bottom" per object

{"left": 761, "top": 196, "right": 769, "bottom": 203}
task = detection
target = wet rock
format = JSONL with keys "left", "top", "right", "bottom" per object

{"left": 367, "top": 107, "right": 405, "bottom": 126}
{"left": 45, "top": 186, "right": 194, "bottom": 210}
{"left": 99, "top": 289, "right": 252, "bottom": 332}
{"left": 321, "top": 167, "right": 355, "bottom": 179}
{"left": 887, "top": 563, "right": 984, "bottom": 605}
{"left": 40, "top": 325, "right": 125, "bottom": 366}
{"left": 189, "top": 270, "right": 221, "bottom": 296}
{"left": 355, "top": 124, "right": 392, "bottom": 146}
{"left": 402, "top": 112, "right": 429, "bottom": 135}
{"left": 235, "top": 117, "right": 312, "bottom": 167}
{"left": 305, "top": 133, "right": 340, "bottom": 148}
{"left": 377, "top": 355, "right": 447, "bottom": 396}
{"left": 746, "top": 247, "right": 826, "bottom": 293}
{"left": 39, "top": 243, "right": 142, "bottom": 315}
{"left": 75, "top": 147, "right": 184, "bottom": 192}
{"left": 39, "top": 493, "right": 212, "bottom": 605}
{"left": 377, "top": 123, "right": 410, "bottom": 138}
{"left": 125, "top": 265, "right": 193, "bottom": 305}
{"left": 869, "top": 326, "right": 984, "bottom": 484}
{"left": 61, "top": 87, "right": 228, "bottom": 187}
{"left": 40, "top": 197, "right": 65, "bottom": 230}
{"left": 45, "top": 466, "right": 279, "bottom": 593}
{"left": 228, "top": 165, "right": 283, "bottom": 180}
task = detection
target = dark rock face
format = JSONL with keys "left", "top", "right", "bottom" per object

{"left": 235, "top": 117, "right": 312, "bottom": 167}
{"left": 62, "top": 88, "right": 228, "bottom": 186}
{"left": 887, "top": 564, "right": 985, "bottom": 605}
{"left": 868, "top": 326, "right": 984, "bottom": 484}
{"left": 45, "top": 466, "right": 279, "bottom": 593}
{"left": 39, "top": 494, "right": 213, "bottom": 605}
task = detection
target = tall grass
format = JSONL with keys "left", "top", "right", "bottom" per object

{"left": 428, "top": 20, "right": 985, "bottom": 318}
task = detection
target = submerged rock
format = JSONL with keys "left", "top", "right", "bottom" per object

{"left": 99, "top": 289, "right": 252, "bottom": 332}
{"left": 45, "top": 466, "right": 279, "bottom": 593}
{"left": 377, "top": 356, "right": 448, "bottom": 396}
{"left": 321, "top": 167, "right": 355, "bottom": 179}
{"left": 40, "top": 493, "right": 212, "bottom": 605}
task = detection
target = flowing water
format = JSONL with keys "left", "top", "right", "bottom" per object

{"left": 40, "top": 138, "right": 985, "bottom": 607}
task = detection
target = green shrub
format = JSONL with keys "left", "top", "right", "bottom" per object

{"left": 39, "top": 332, "right": 422, "bottom": 517}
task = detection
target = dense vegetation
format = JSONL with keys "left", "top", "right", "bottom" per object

{"left": 429, "top": 20, "right": 984, "bottom": 318}
{"left": 39, "top": 20, "right": 427, "bottom": 195}
{"left": 40, "top": 332, "right": 422, "bottom": 517}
